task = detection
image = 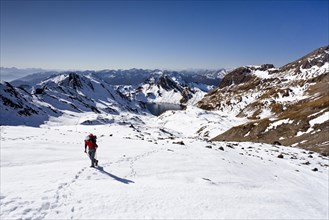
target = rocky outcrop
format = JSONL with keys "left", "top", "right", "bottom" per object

{"left": 59, "top": 72, "right": 83, "bottom": 89}
{"left": 157, "top": 75, "right": 183, "bottom": 92}
{"left": 218, "top": 64, "right": 275, "bottom": 89}
{"left": 180, "top": 87, "right": 194, "bottom": 104}
{"left": 218, "top": 67, "right": 253, "bottom": 88}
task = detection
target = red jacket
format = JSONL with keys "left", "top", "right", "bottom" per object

{"left": 85, "top": 134, "right": 98, "bottom": 150}
{"left": 85, "top": 140, "right": 97, "bottom": 149}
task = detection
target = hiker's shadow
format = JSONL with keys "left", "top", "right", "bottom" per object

{"left": 96, "top": 166, "right": 135, "bottom": 184}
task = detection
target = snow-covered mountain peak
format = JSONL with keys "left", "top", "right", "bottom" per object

{"left": 42, "top": 74, "right": 68, "bottom": 85}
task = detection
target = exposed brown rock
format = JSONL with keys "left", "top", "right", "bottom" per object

{"left": 218, "top": 67, "right": 252, "bottom": 88}
{"left": 200, "top": 45, "right": 329, "bottom": 155}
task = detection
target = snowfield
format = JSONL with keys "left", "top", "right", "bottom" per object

{"left": 1, "top": 110, "right": 328, "bottom": 219}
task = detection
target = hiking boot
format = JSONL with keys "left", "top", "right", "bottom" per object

{"left": 95, "top": 160, "right": 98, "bottom": 166}
{"left": 90, "top": 165, "right": 95, "bottom": 168}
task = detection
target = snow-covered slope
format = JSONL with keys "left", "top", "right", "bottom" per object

{"left": 0, "top": 73, "right": 143, "bottom": 126}
{"left": 157, "top": 106, "right": 248, "bottom": 139}
{"left": 1, "top": 112, "right": 328, "bottom": 219}
{"left": 198, "top": 45, "right": 329, "bottom": 155}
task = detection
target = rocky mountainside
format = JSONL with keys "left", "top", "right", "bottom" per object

{"left": 0, "top": 73, "right": 143, "bottom": 126}
{"left": 198, "top": 46, "right": 329, "bottom": 155}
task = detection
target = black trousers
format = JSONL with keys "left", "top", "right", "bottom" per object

{"left": 88, "top": 148, "right": 97, "bottom": 166}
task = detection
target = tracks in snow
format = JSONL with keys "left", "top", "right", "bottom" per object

{"left": 39, "top": 148, "right": 164, "bottom": 219}
{"left": 101, "top": 147, "right": 167, "bottom": 178}
{"left": 48, "top": 167, "right": 87, "bottom": 219}
{"left": 0, "top": 126, "right": 176, "bottom": 219}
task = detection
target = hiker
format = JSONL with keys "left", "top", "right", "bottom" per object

{"left": 84, "top": 133, "right": 99, "bottom": 167}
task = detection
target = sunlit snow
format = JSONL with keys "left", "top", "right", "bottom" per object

{"left": 1, "top": 109, "right": 328, "bottom": 219}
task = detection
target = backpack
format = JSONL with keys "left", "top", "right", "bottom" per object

{"left": 91, "top": 135, "right": 97, "bottom": 144}
{"left": 85, "top": 134, "right": 98, "bottom": 148}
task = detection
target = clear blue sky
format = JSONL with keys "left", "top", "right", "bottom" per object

{"left": 1, "top": 0, "right": 328, "bottom": 70}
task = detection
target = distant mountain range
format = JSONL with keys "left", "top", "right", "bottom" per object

{"left": 3, "top": 68, "right": 228, "bottom": 107}
{"left": 1, "top": 67, "right": 227, "bottom": 85}
{"left": 0, "top": 68, "right": 227, "bottom": 126}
